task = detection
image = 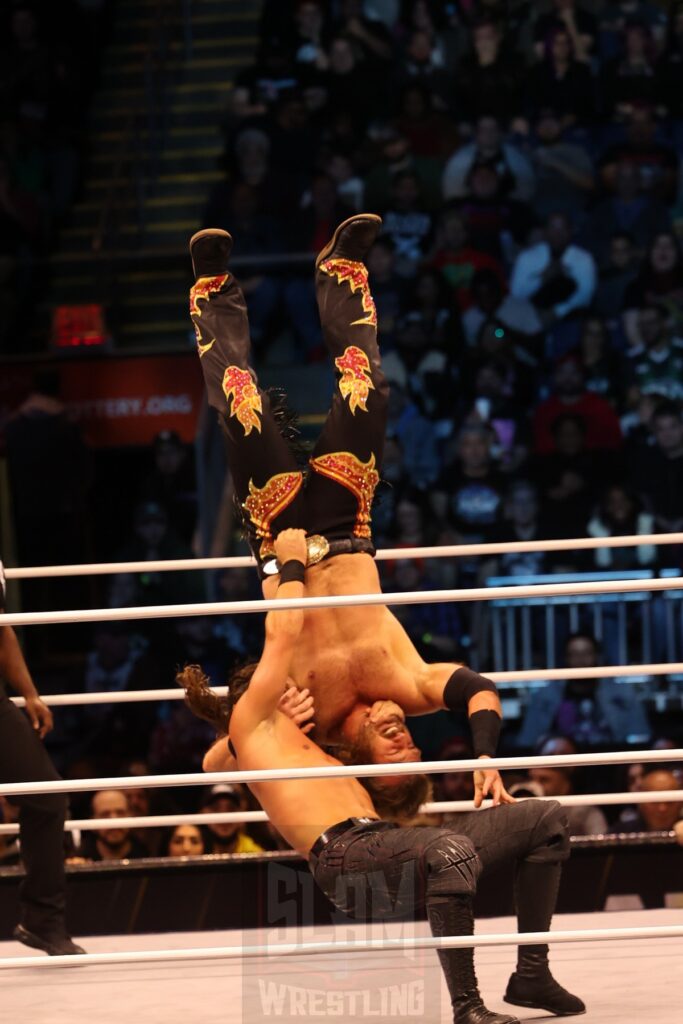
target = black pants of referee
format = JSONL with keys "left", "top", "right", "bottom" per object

{"left": 0, "top": 695, "right": 68, "bottom": 935}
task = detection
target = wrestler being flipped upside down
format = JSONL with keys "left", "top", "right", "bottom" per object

{"left": 181, "top": 215, "right": 585, "bottom": 1019}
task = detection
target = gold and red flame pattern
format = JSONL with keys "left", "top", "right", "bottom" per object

{"left": 309, "top": 451, "right": 379, "bottom": 538}
{"left": 335, "top": 345, "right": 374, "bottom": 414}
{"left": 189, "top": 274, "right": 229, "bottom": 317}
{"left": 222, "top": 366, "right": 262, "bottom": 435}
{"left": 319, "top": 258, "right": 377, "bottom": 328}
{"left": 243, "top": 472, "right": 304, "bottom": 558}
{"left": 190, "top": 274, "right": 229, "bottom": 357}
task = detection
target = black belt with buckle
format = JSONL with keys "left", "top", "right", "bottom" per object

{"left": 262, "top": 535, "right": 375, "bottom": 577}
{"left": 310, "top": 816, "right": 381, "bottom": 860}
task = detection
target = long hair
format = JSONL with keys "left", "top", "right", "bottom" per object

{"left": 338, "top": 725, "right": 432, "bottom": 823}
{"left": 177, "top": 662, "right": 258, "bottom": 735}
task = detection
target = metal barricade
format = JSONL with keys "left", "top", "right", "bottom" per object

{"left": 485, "top": 570, "right": 657, "bottom": 671}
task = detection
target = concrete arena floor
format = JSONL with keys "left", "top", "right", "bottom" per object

{"left": 0, "top": 909, "right": 680, "bottom": 1024}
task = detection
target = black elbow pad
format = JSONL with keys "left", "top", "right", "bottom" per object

{"left": 443, "top": 666, "right": 498, "bottom": 711}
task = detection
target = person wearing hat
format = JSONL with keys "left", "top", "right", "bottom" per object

{"left": 199, "top": 783, "right": 263, "bottom": 854}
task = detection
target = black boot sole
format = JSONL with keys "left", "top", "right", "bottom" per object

{"left": 13, "top": 924, "right": 85, "bottom": 957}
{"left": 189, "top": 228, "right": 233, "bottom": 279}
{"left": 315, "top": 213, "right": 382, "bottom": 270}
{"left": 504, "top": 994, "right": 586, "bottom": 1017}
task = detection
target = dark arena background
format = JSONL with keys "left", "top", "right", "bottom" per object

{"left": 0, "top": 2, "right": 682, "bottom": 1022}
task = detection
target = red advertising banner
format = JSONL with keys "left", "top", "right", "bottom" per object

{"left": 0, "top": 354, "right": 204, "bottom": 448}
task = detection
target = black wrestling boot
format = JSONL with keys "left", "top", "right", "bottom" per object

{"left": 315, "top": 213, "right": 382, "bottom": 269}
{"left": 504, "top": 862, "right": 585, "bottom": 1017}
{"left": 427, "top": 895, "right": 520, "bottom": 1024}
{"left": 189, "top": 227, "right": 233, "bottom": 279}
{"left": 14, "top": 923, "right": 85, "bottom": 956}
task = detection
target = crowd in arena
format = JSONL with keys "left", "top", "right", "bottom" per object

{"left": 1, "top": 0, "right": 683, "bottom": 860}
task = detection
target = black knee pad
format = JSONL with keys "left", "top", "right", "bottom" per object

{"left": 423, "top": 832, "right": 481, "bottom": 898}
{"left": 525, "top": 799, "right": 570, "bottom": 863}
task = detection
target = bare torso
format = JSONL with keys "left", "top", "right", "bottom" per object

{"left": 262, "top": 554, "right": 455, "bottom": 743}
{"left": 231, "top": 709, "right": 377, "bottom": 856}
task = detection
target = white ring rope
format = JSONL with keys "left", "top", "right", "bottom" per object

{"left": 9, "top": 662, "right": 683, "bottom": 708}
{"left": 4, "top": 531, "right": 683, "bottom": 579}
{"left": 0, "top": 925, "right": 681, "bottom": 970}
{"left": 0, "top": 749, "right": 680, "bottom": 798}
{"left": 1, "top": 575, "right": 682, "bottom": 628}
{"left": 0, "top": 791, "right": 679, "bottom": 836}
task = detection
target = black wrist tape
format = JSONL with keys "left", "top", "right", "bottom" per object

{"left": 469, "top": 709, "right": 502, "bottom": 757}
{"left": 278, "top": 559, "right": 306, "bottom": 585}
{"left": 443, "top": 666, "right": 498, "bottom": 711}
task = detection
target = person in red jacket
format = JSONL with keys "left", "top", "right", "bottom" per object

{"left": 533, "top": 353, "right": 622, "bottom": 455}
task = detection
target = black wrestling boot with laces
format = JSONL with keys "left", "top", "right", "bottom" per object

{"left": 315, "top": 213, "right": 382, "bottom": 269}
{"left": 427, "top": 895, "right": 520, "bottom": 1024}
{"left": 504, "top": 862, "right": 585, "bottom": 1017}
{"left": 189, "top": 227, "right": 233, "bottom": 279}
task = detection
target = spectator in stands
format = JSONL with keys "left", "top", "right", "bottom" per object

{"left": 534, "top": 412, "right": 604, "bottom": 538}
{"left": 532, "top": 1, "right": 597, "bottom": 64}
{"left": 165, "top": 824, "right": 205, "bottom": 858}
{"left": 323, "top": 150, "right": 365, "bottom": 212}
{"left": 633, "top": 400, "right": 683, "bottom": 534}
{"left": 580, "top": 160, "right": 671, "bottom": 269}
{"left": 229, "top": 41, "right": 299, "bottom": 124}
{"left": 462, "top": 358, "right": 529, "bottom": 473}
{"left": 517, "top": 634, "right": 651, "bottom": 749}
{"left": 533, "top": 354, "right": 622, "bottom": 455}
{"left": 380, "top": 169, "right": 434, "bottom": 277}
{"left": 366, "top": 236, "right": 402, "bottom": 346}
{"left": 431, "top": 423, "right": 504, "bottom": 550}
{"left": 452, "top": 16, "right": 524, "bottom": 125}
{"left": 461, "top": 268, "right": 541, "bottom": 344}
{"left": 487, "top": 480, "right": 550, "bottom": 577}
{"left": 397, "top": 27, "right": 450, "bottom": 104}
{"left": 619, "top": 768, "right": 682, "bottom": 832}
{"left": 526, "top": 25, "right": 596, "bottom": 126}
{"left": 601, "top": 20, "right": 659, "bottom": 118}
{"left": 599, "top": 2, "right": 668, "bottom": 59}
{"left": 433, "top": 736, "right": 475, "bottom": 812}
{"left": 510, "top": 212, "right": 597, "bottom": 328}
{"left": 442, "top": 115, "right": 535, "bottom": 203}
{"left": 199, "top": 784, "right": 263, "bottom": 854}
{"left": 529, "top": 108, "right": 595, "bottom": 221}
{"left": 384, "top": 382, "right": 441, "bottom": 490}
{"left": 598, "top": 102, "right": 679, "bottom": 205}
{"left": 578, "top": 316, "right": 624, "bottom": 399}
{"left": 624, "top": 303, "right": 683, "bottom": 404}
{"left": 332, "top": 0, "right": 394, "bottom": 65}
{"left": 529, "top": 736, "right": 609, "bottom": 836}
{"left": 111, "top": 501, "right": 202, "bottom": 609}
{"left": 394, "top": 82, "right": 458, "bottom": 159}
{"left": 139, "top": 430, "right": 198, "bottom": 545}
{"left": 455, "top": 163, "right": 534, "bottom": 263}
{"left": 623, "top": 233, "right": 683, "bottom": 330}
{"left": 79, "top": 790, "right": 149, "bottom": 862}
{"left": 593, "top": 231, "right": 639, "bottom": 317}
{"left": 391, "top": 557, "right": 462, "bottom": 661}
{"left": 587, "top": 484, "right": 656, "bottom": 570}
{"left": 322, "top": 35, "right": 384, "bottom": 128}
{"left": 429, "top": 206, "right": 505, "bottom": 312}
{"left": 382, "top": 305, "right": 456, "bottom": 421}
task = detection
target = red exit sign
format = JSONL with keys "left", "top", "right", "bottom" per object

{"left": 52, "top": 304, "right": 109, "bottom": 347}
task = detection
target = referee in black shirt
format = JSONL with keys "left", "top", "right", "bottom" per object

{"left": 0, "top": 561, "right": 84, "bottom": 955}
